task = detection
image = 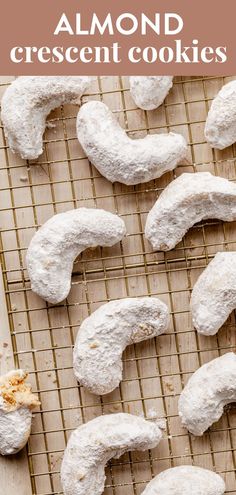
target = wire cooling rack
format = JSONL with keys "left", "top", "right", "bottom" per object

{"left": 0, "top": 76, "right": 236, "bottom": 495}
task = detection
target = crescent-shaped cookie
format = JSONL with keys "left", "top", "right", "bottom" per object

{"left": 191, "top": 252, "right": 236, "bottom": 335}
{"left": 142, "top": 466, "right": 225, "bottom": 495}
{"left": 179, "top": 353, "right": 236, "bottom": 435}
{"left": 145, "top": 172, "right": 236, "bottom": 251}
{"left": 61, "top": 413, "right": 163, "bottom": 495}
{"left": 205, "top": 80, "right": 236, "bottom": 149}
{"left": 26, "top": 208, "right": 126, "bottom": 304}
{"left": 76, "top": 100, "right": 187, "bottom": 185}
{"left": 1, "top": 76, "right": 92, "bottom": 159}
{"left": 129, "top": 76, "right": 173, "bottom": 110}
{"left": 73, "top": 297, "right": 169, "bottom": 394}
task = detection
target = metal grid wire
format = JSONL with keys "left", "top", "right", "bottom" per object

{"left": 0, "top": 75, "right": 236, "bottom": 495}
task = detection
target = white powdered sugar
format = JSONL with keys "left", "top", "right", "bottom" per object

{"left": 61, "top": 413, "right": 163, "bottom": 495}
{"left": 77, "top": 100, "right": 187, "bottom": 185}
{"left": 73, "top": 297, "right": 169, "bottom": 395}
{"left": 179, "top": 353, "right": 236, "bottom": 435}
{"left": 145, "top": 172, "right": 236, "bottom": 251}
{"left": 129, "top": 76, "right": 173, "bottom": 110}
{"left": 1, "top": 76, "right": 92, "bottom": 159}
{"left": 26, "top": 207, "right": 126, "bottom": 304}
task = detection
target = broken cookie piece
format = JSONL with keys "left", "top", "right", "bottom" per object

{"left": 0, "top": 369, "right": 40, "bottom": 455}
